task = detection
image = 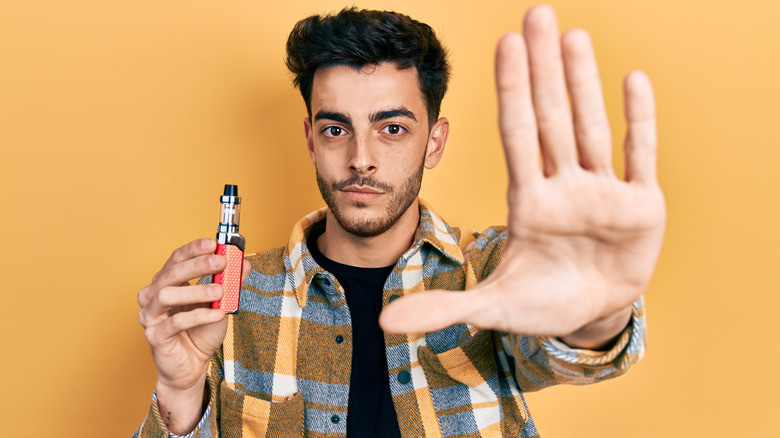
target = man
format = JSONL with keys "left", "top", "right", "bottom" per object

{"left": 135, "top": 5, "right": 665, "bottom": 437}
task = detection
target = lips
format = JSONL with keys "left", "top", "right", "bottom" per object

{"left": 340, "top": 185, "right": 384, "bottom": 202}
{"left": 342, "top": 185, "right": 382, "bottom": 194}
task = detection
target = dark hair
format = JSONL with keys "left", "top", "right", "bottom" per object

{"left": 285, "top": 7, "right": 450, "bottom": 127}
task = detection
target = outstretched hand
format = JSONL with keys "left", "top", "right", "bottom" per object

{"left": 380, "top": 5, "right": 665, "bottom": 347}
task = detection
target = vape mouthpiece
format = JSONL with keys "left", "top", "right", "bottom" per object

{"left": 223, "top": 184, "right": 238, "bottom": 197}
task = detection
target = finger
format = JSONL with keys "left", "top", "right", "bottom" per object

{"left": 622, "top": 70, "right": 657, "bottom": 184}
{"left": 140, "top": 283, "right": 224, "bottom": 326}
{"left": 561, "top": 29, "right": 613, "bottom": 173}
{"left": 524, "top": 4, "right": 577, "bottom": 175}
{"left": 138, "top": 285, "right": 153, "bottom": 308}
{"left": 144, "top": 307, "right": 226, "bottom": 346}
{"left": 496, "top": 32, "right": 542, "bottom": 187}
{"left": 158, "top": 283, "right": 223, "bottom": 311}
{"left": 162, "top": 238, "right": 217, "bottom": 272}
{"left": 379, "top": 291, "right": 472, "bottom": 334}
{"left": 142, "top": 241, "right": 221, "bottom": 307}
{"left": 155, "top": 253, "right": 227, "bottom": 288}
{"left": 241, "top": 259, "right": 251, "bottom": 284}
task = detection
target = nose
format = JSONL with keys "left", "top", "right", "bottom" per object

{"left": 348, "top": 134, "right": 377, "bottom": 175}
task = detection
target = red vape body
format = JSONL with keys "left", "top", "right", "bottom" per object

{"left": 211, "top": 184, "right": 245, "bottom": 313}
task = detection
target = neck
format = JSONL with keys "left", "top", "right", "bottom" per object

{"left": 317, "top": 199, "right": 420, "bottom": 268}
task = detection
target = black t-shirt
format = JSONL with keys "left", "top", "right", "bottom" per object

{"left": 308, "top": 229, "right": 402, "bottom": 438}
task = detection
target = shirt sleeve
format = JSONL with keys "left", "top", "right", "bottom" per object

{"left": 133, "top": 356, "right": 223, "bottom": 438}
{"left": 504, "top": 296, "right": 647, "bottom": 392}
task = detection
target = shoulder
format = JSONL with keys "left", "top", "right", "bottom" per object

{"left": 419, "top": 201, "right": 506, "bottom": 266}
{"left": 239, "top": 247, "right": 293, "bottom": 311}
{"left": 243, "top": 247, "right": 289, "bottom": 292}
{"left": 245, "top": 246, "right": 287, "bottom": 273}
{"left": 448, "top": 224, "right": 507, "bottom": 255}
{"left": 453, "top": 225, "right": 507, "bottom": 280}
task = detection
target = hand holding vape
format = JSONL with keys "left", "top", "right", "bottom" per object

{"left": 211, "top": 184, "right": 246, "bottom": 313}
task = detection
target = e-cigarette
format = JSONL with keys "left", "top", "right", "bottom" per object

{"left": 211, "top": 184, "right": 245, "bottom": 313}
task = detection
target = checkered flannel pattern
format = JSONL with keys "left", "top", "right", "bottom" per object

{"left": 135, "top": 201, "right": 646, "bottom": 438}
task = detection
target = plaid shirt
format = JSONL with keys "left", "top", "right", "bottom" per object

{"left": 136, "top": 201, "right": 646, "bottom": 438}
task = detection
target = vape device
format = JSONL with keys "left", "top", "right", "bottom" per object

{"left": 211, "top": 184, "right": 245, "bottom": 313}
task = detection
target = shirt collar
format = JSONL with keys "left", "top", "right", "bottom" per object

{"left": 284, "top": 199, "right": 465, "bottom": 308}
{"left": 409, "top": 199, "right": 466, "bottom": 266}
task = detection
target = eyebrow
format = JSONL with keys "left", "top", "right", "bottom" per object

{"left": 370, "top": 107, "right": 417, "bottom": 123}
{"left": 313, "top": 107, "right": 418, "bottom": 125}
{"left": 314, "top": 111, "right": 352, "bottom": 125}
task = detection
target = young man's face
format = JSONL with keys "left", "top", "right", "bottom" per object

{"left": 304, "top": 62, "right": 448, "bottom": 238}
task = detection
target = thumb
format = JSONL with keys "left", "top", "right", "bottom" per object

{"left": 241, "top": 259, "right": 252, "bottom": 283}
{"left": 379, "top": 290, "right": 474, "bottom": 334}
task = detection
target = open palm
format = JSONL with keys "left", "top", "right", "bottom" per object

{"left": 380, "top": 6, "right": 665, "bottom": 346}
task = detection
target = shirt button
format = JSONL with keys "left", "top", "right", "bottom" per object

{"left": 330, "top": 415, "right": 340, "bottom": 424}
{"left": 335, "top": 335, "right": 344, "bottom": 344}
{"left": 389, "top": 294, "right": 401, "bottom": 303}
{"left": 397, "top": 370, "right": 411, "bottom": 384}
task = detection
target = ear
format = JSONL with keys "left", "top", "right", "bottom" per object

{"left": 424, "top": 117, "right": 449, "bottom": 169}
{"left": 303, "top": 117, "right": 316, "bottom": 165}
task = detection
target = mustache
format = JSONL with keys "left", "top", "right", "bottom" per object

{"left": 332, "top": 175, "right": 393, "bottom": 193}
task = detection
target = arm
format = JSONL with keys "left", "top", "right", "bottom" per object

{"left": 135, "top": 238, "right": 250, "bottom": 436}
{"left": 508, "top": 297, "right": 646, "bottom": 392}
{"left": 381, "top": 5, "right": 665, "bottom": 347}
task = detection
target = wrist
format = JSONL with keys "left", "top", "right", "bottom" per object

{"left": 155, "top": 374, "right": 209, "bottom": 435}
{"left": 558, "top": 306, "right": 633, "bottom": 350}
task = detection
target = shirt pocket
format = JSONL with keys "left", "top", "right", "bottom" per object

{"left": 219, "top": 381, "right": 304, "bottom": 438}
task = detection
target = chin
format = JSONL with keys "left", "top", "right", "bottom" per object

{"left": 335, "top": 208, "right": 396, "bottom": 238}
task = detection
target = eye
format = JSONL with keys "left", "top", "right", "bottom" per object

{"left": 322, "top": 126, "right": 345, "bottom": 137}
{"left": 382, "top": 124, "right": 406, "bottom": 136}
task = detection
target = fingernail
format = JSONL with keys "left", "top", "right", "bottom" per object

{"left": 209, "top": 256, "right": 219, "bottom": 268}
{"left": 208, "top": 285, "right": 220, "bottom": 297}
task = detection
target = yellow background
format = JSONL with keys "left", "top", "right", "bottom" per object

{"left": 2, "top": 0, "right": 778, "bottom": 436}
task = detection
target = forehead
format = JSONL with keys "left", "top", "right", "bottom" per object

{"left": 310, "top": 62, "right": 426, "bottom": 119}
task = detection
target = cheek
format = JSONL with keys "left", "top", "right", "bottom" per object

{"left": 388, "top": 145, "right": 426, "bottom": 172}
{"left": 385, "top": 138, "right": 426, "bottom": 163}
{"left": 312, "top": 153, "right": 347, "bottom": 181}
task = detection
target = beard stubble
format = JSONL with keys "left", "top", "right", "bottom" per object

{"left": 316, "top": 161, "right": 425, "bottom": 238}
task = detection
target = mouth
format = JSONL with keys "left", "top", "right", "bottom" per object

{"left": 340, "top": 185, "right": 384, "bottom": 202}
{"left": 342, "top": 185, "right": 383, "bottom": 194}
